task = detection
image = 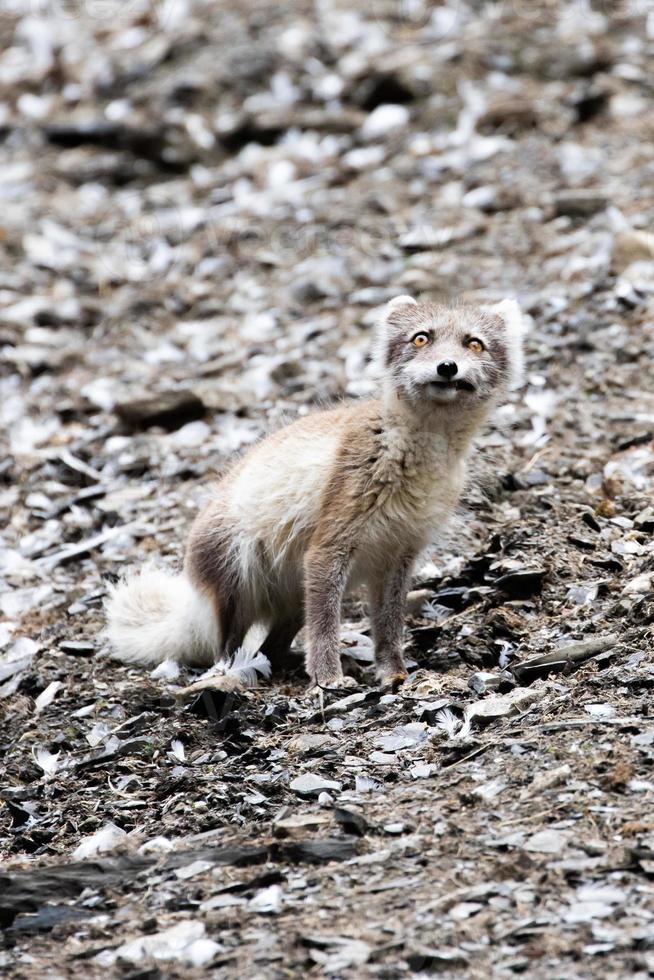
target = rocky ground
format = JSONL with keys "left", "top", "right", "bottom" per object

{"left": 1, "top": 0, "right": 654, "bottom": 976}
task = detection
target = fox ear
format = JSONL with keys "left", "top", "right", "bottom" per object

{"left": 488, "top": 298, "right": 527, "bottom": 390}
{"left": 373, "top": 295, "right": 417, "bottom": 374}
{"left": 386, "top": 295, "right": 417, "bottom": 314}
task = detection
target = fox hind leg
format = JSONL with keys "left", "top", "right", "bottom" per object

{"left": 260, "top": 612, "right": 304, "bottom": 674}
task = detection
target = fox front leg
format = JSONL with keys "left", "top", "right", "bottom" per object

{"left": 368, "top": 555, "right": 415, "bottom": 687}
{"left": 304, "top": 543, "right": 355, "bottom": 688}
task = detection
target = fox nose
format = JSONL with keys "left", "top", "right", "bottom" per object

{"left": 437, "top": 360, "right": 458, "bottom": 379}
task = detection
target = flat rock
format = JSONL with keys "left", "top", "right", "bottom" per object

{"left": 524, "top": 829, "right": 570, "bottom": 854}
{"left": 115, "top": 391, "right": 206, "bottom": 431}
{"left": 553, "top": 190, "right": 608, "bottom": 217}
{"left": 494, "top": 568, "right": 546, "bottom": 598}
{"left": 289, "top": 773, "right": 342, "bottom": 797}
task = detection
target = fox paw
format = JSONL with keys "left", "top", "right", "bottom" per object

{"left": 378, "top": 670, "right": 408, "bottom": 691}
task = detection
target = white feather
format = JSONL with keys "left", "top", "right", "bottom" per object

{"left": 178, "top": 648, "right": 271, "bottom": 697}
{"left": 456, "top": 714, "right": 472, "bottom": 740}
{"left": 228, "top": 647, "right": 272, "bottom": 685}
{"left": 34, "top": 680, "right": 62, "bottom": 712}
{"left": 32, "top": 746, "right": 61, "bottom": 777}
{"left": 195, "top": 648, "right": 271, "bottom": 688}
{"left": 72, "top": 822, "right": 127, "bottom": 860}
{"left": 434, "top": 708, "right": 461, "bottom": 739}
{"left": 104, "top": 565, "right": 218, "bottom": 667}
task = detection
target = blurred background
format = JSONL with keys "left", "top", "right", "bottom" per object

{"left": 1, "top": 2, "right": 653, "bottom": 430}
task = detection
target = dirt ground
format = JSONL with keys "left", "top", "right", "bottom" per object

{"left": 1, "top": 1, "right": 654, "bottom": 977}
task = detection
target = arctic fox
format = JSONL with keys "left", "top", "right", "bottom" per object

{"left": 105, "top": 296, "right": 525, "bottom": 687}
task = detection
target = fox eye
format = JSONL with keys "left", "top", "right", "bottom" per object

{"left": 412, "top": 332, "right": 430, "bottom": 348}
{"left": 466, "top": 337, "right": 485, "bottom": 353}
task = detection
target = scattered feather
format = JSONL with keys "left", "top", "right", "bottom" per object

{"left": 435, "top": 708, "right": 461, "bottom": 739}
{"left": 249, "top": 884, "right": 283, "bottom": 914}
{"left": 229, "top": 647, "right": 272, "bottom": 685}
{"left": 32, "top": 746, "right": 61, "bottom": 777}
{"left": 107, "top": 920, "right": 221, "bottom": 967}
{"left": 72, "top": 821, "right": 128, "bottom": 859}
{"left": 355, "top": 775, "right": 382, "bottom": 793}
{"left": 178, "top": 648, "right": 271, "bottom": 697}
{"left": 456, "top": 716, "right": 473, "bottom": 740}
{"left": 34, "top": 680, "right": 63, "bottom": 712}
{"left": 86, "top": 721, "right": 111, "bottom": 747}
{"left": 138, "top": 836, "right": 174, "bottom": 855}
{"left": 421, "top": 600, "right": 453, "bottom": 623}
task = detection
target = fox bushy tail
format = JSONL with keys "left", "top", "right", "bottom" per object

{"left": 104, "top": 566, "right": 218, "bottom": 667}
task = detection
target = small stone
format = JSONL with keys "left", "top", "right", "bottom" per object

{"left": 355, "top": 775, "right": 382, "bottom": 793}
{"left": 623, "top": 573, "right": 652, "bottom": 595}
{"left": 524, "top": 829, "right": 569, "bottom": 854}
{"left": 59, "top": 640, "right": 95, "bottom": 656}
{"left": 291, "top": 279, "right": 329, "bottom": 304}
{"left": 274, "top": 812, "right": 330, "bottom": 835}
{"left": 468, "top": 671, "right": 502, "bottom": 696}
{"left": 113, "top": 920, "right": 220, "bottom": 967}
{"left": 289, "top": 773, "right": 342, "bottom": 797}
{"left": 584, "top": 702, "right": 616, "bottom": 719}
{"left": 494, "top": 569, "right": 546, "bottom": 599}
{"left": 399, "top": 221, "right": 482, "bottom": 252}
{"left": 467, "top": 687, "right": 544, "bottom": 727}
{"left": 564, "top": 901, "right": 614, "bottom": 924}
{"left": 361, "top": 104, "right": 409, "bottom": 138}
{"left": 72, "top": 822, "right": 128, "bottom": 859}
{"left": 449, "top": 901, "right": 484, "bottom": 920}
{"left": 115, "top": 391, "right": 206, "bottom": 431}
{"left": 477, "top": 96, "right": 539, "bottom": 134}
{"left": 564, "top": 885, "right": 627, "bottom": 926}
{"left": 343, "top": 146, "right": 385, "bottom": 171}
{"left": 368, "top": 752, "right": 396, "bottom": 765}
{"left": 407, "top": 949, "right": 469, "bottom": 970}
{"left": 174, "top": 860, "right": 213, "bottom": 880}
{"left": 409, "top": 763, "right": 434, "bottom": 779}
{"left": 553, "top": 190, "right": 608, "bottom": 218}
{"left": 567, "top": 583, "right": 599, "bottom": 605}
{"left": 287, "top": 733, "right": 335, "bottom": 754}
{"left": 462, "top": 185, "right": 521, "bottom": 213}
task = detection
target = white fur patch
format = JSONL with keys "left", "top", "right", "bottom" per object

{"left": 227, "top": 420, "right": 343, "bottom": 613}
{"left": 104, "top": 565, "right": 218, "bottom": 666}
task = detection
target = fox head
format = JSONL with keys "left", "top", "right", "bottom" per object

{"left": 376, "top": 295, "right": 526, "bottom": 410}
